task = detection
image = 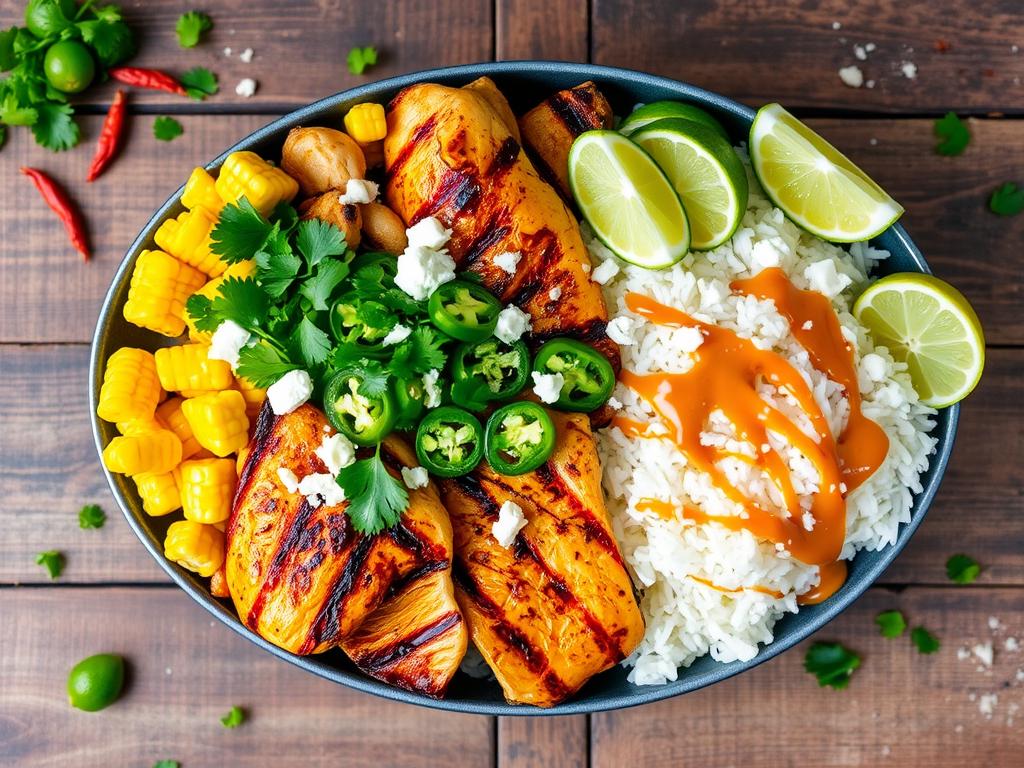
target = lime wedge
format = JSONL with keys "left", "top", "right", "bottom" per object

{"left": 632, "top": 118, "right": 749, "bottom": 250}
{"left": 568, "top": 130, "right": 690, "bottom": 269}
{"left": 620, "top": 101, "right": 729, "bottom": 141}
{"left": 854, "top": 273, "right": 984, "bottom": 407}
{"left": 749, "top": 103, "right": 903, "bottom": 242}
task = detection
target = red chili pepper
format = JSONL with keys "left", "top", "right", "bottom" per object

{"left": 108, "top": 67, "right": 187, "bottom": 96}
{"left": 86, "top": 90, "right": 128, "bottom": 183}
{"left": 21, "top": 168, "right": 91, "bottom": 261}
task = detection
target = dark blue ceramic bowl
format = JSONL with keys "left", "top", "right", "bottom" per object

{"left": 91, "top": 62, "right": 958, "bottom": 715}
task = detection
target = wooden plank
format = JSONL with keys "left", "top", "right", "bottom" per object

{"left": 0, "top": 1, "right": 493, "bottom": 109}
{"left": 0, "top": 587, "right": 494, "bottom": 767}
{"left": 592, "top": 586, "right": 1024, "bottom": 767}
{"left": 4, "top": 344, "right": 1020, "bottom": 587}
{"left": 496, "top": 0, "right": 589, "bottom": 61}
{"left": 498, "top": 715, "right": 588, "bottom": 768}
{"left": 592, "top": 0, "right": 1024, "bottom": 113}
{"left": 2, "top": 117, "right": 1019, "bottom": 344}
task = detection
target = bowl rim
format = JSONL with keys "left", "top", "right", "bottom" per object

{"left": 90, "top": 60, "right": 960, "bottom": 716}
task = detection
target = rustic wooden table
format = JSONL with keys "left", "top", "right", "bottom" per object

{"left": 1, "top": 1, "right": 1021, "bottom": 765}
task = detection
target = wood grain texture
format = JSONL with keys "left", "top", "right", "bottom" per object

{"left": 593, "top": 0, "right": 1024, "bottom": 113}
{"left": 592, "top": 587, "right": 1024, "bottom": 768}
{"left": 498, "top": 715, "right": 588, "bottom": 768}
{"left": 0, "top": 587, "right": 494, "bottom": 768}
{"left": 4, "top": 345, "right": 1020, "bottom": 588}
{"left": 2, "top": 116, "right": 1021, "bottom": 343}
{"left": 496, "top": 0, "right": 588, "bottom": 61}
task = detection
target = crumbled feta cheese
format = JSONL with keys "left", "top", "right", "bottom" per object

{"left": 607, "top": 396, "right": 623, "bottom": 410}
{"left": 548, "top": 287, "right": 562, "bottom": 301}
{"left": 989, "top": 616, "right": 1003, "bottom": 631}
{"left": 869, "top": 138, "right": 878, "bottom": 146}
{"left": 401, "top": 466, "right": 429, "bottom": 490}
{"left": 804, "top": 259, "right": 853, "bottom": 298}
{"left": 406, "top": 217, "right": 452, "bottom": 250}
{"left": 234, "top": 78, "right": 258, "bottom": 97}
{"left": 972, "top": 642, "right": 994, "bottom": 668}
{"left": 866, "top": 80, "right": 876, "bottom": 89}
{"left": 1013, "top": 45, "right": 1020, "bottom": 54}
{"left": 865, "top": 42, "right": 876, "bottom": 53}
{"left": 223, "top": 47, "right": 232, "bottom": 57}
{"left": 491, "top": 500, "right": 527, "bottom": 548}
{"left": 382, "top": 324, "right": 412, "bottom": 346}
{"left": 606, "top": 315, "right": 641, "bottom": 345}
{"left": 957, "top": 646, "right": 971, "bottom": 661}
{"left": 277, "top": 467, "right": 300, "bottom": 493}
{"left": 492, "top": 250, "right": 522, "bottom": 275}
{"left": 531, "top": 371, "right": 565, "bottom": 404}
{"left": 338, "top": 178, "right": 379, "bottom": 204}
{"left": 802, "top": 511, "right": 816, "bottom": 531}
{"left": 801, "top": 320, "right": 814, "bottom": 331}
{"left": 422, "top": 370, "right": 442, "bottom": 408}
{"left": 315, "top": 432, "right": 356, "bottom": 476}
{"left": 298, "top": 472, "right": 345, "bottom": 508}
{"left": 839, "top": 65, "right": 864, "bottom": 88}
{"left": 267, "top": 370, "right": 313, "bottom": 415}
{"left": 394, "top": 245, "right": 456, "bottom": 300}
{"left": 854, "top": 45, "right": 867, "bottom": 61}
{"left": 1005, "top": 637, "right": 1020, "bottom": 652}
{"left": 208, "top": 320, "right": 251, "bottom": 370}
{"left": 494, "top": 305, "right": 532, "bottom": 344}
{"left": 832, "top": 21, "right": 842, "bottom": 30}
{"left": 979, "top": 693, "right": 998, "bottom": 718}
{"left": 590, "top": 258, "right": 620, "bottom": 285}
{"left": 581, "top": 263, "right": 591, "bottom": 274}
{"left": 239, "top": 47, "right": 254, "bottom": 63}
{"left": 900, "top": 61, "right": 918, "bottom": 79}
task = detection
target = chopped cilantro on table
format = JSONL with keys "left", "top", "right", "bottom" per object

{"left": 78, "top": 503, "right": 106, "bottom": 529}
{"left": 153, "top": 761, "right": 180, "bottom": 768}
{"left": 220, "top": 705, "right": 245, "bottom": 728}
{"left": 911, "top": 626, "right": 940, "bottom": 654}
{"left": 804, "top": 641, "right": 860, "bottom": 689}
{"left": 176, "top": 11, "right": 213, "bottom": 49}
{"left": 946, "top": 553, "right": 981, "bottom": 584}
{"left": 989, "top": 182, "right": 1024, "bottom": 217}
{"left": 346, "top": 45, "right": 378, "bottom": 75}
{"left": 933, "top": 112, "right": 970, "bottom": 156}
{"left": 153, "top": 115, "right": 184, "bottom": 142}
{"left": 180, "top": 66, "right": 218, "bottom": 101}
{"left": 35, "top": 549, "right": 64, "bottom": 579}
{"left": 875, "top": 609, "right": 906, "bottom": 638}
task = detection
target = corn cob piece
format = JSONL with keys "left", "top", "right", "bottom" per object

{"left": 181, "top": 167, "right": 226, "bottom": 215}
{"left": 102, "top": 429, "right": 182, "bottom": 476}
{"left": 181, "top": 390, "right": 249, "bottom": 457}
{"left": 134, "top": 468, "right": 182, "bottom": 517}
{"left": 97, "top": 348, "right": 162, "bottom": 424}
{"left": 344, "top": 103, "right": 388, "bottom": 143}
{"left": 123, "top": 250, "right": 206, "bottom": 337}
{"left": 215, "top": 151, "right": 298, "bottom": 216}
{"left": 164, "top": 520, "right": 225, "bottom": 577}
{"left": 155, "top": 206, "right": 226, "bottom": 277}
{"left": 180, "top": 458, "right": 237, "bottom": 524}
{"left": 155, "top": 343, "right": 234, "bottom": 396}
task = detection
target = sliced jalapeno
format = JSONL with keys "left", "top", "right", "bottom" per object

{"left": 392, "top": 376, "right": 426, "bottom": 430}
{"left": 485, "top": 402, "right": 556, "bottom": 476}
{"left": 415, "top": 406, "right": 484, "bottom": 478}
{"left": 451, "top": 338, "right": 530, "bottom": 411}
{"left": 532, "top": 338, "right": 615, "bottom": 413}
{"left": 329, "top": 292, "right": 395, "bottom": 358}
{"left": 427, "top": 280, "right": 502, "bottom": 342}
{"left": 323, "top": 369, "right": 397, "bottom": 446}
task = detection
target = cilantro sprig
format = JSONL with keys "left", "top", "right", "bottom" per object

{"left": 335, "top": 445, "right": 408, "bottom": 535}
{"left": 989, "top": 183, "right": 1024, "bottom": 217}
{"left": 180, "top": 66, "right": 218, "bottom": 101}
{"left": 78, "top": 503, "right": 106, "bottom": 529}
{"left": 153, "top": 115, "right": 183, "bottom": 142}
{"left": 933, "top": 112, "right": 970, "bottom": 156}
{"left": 875, "top": 609, "right": 906, "bottom": 638}
{"left": 945, "top": 553, "right": 981, "bottom": 584}
{"left": 35, "top": 549, "right": 64, "bottom": 579}
{"left": 220, "top": 705, "right": 245, "bottom": 728}
{"left": 911, "top": 626, "right": 940, "bottom": 654}
{"left": 176, "top": 11, "right": 213, "bottom": 49}
{"left": 346, "top": 45, "right": 378, "bottom": 75}
{"left": 804, "top": 641, "right": 860, "bottom": 689}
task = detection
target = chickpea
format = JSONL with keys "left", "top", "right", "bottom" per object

{"left": 360, "top": 202, "right": 408, "bottom": 254}
{"left": 281, "top": 127, "right": 367, "bottom": 197}
{"left": 299, "top": 192, "right": 362, "bottom": 249}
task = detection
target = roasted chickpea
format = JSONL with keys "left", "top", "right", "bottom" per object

{"left": 360, "top": 202, "right": 408, "bottom": 254}
{"left": 299, "top": 192, "right": 362, "bottom": 249}
{"left": 281, "top": 127, "right": 367, "bottom": 197}
{"left": 359, "top": 140, "right": 385, "bottom": 170}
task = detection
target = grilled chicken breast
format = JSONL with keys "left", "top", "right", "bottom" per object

{"left": 227, "top": 405, "right": 467, "bottom": 697}
{"left": 384, "top": 77, "right": 618, "bottom": 366}
{"left": 518, "top": 82, "right": 614, "bottom": 201}
{"left": 438, "top": 410, "right": 644, "bottom": 707}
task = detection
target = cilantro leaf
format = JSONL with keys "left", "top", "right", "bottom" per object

{"left": 292, "top": 316, "right": 331, "bottom": 366}
{"left": 945, "top": 553, "right": 981, "bottom": 584}
{"left": 390, "top": 326, "right": 447, "bottom": 375}
{"left": 934, "top": 112, "right": 970, "bottom": 156}
{"left": 153, "top": 116, "right": 183, "bottom": 142}
{"left": 0, "top": 93, "right": 37, "bottom": 126}
{"left": 211, "top": 277, "right": 270, "bottom": 331}
{"left": 235, "top": 343, "right": 299, "bottom": 388}
{"left": 989, "top": 182, "right": 1024, "bottom": 217}
{"left": 35, "top": 550, "right": 64, "bottom": 580}
{"left": 153, "top": 762, "right": 180, "bottom": 768}
{"left": 78, "top": 504, "right": 106, "bottom": 529}
{"left": 25, "top": 0, "right": 73, "bottom": 38}
{"left": 355, "top": 361, "right": 390, "bottom": 398}
{"left": 93, "top": 5, "right": 125, "bottom": 23}
{"left": 180, "top": 66, "right": 218, "bottom": 100}
{"left": 875, "top": 609, "right": 906, "bottom": 638}
{"left": 176, "top": 11, "right": 213, "bottom": 49}
{"left": 220, "top": 705, "right": 245, "bottom": 728}
{"left": 300, "top": 259, "right": 349, "bottom": 311}
{"left": 255, "top": 246, "right": 302, "bottom": 299}
{"left": 911, "top": 626, "right": 940, "bottom": 654}
{"left": 0, "top": 26, "right": 18, "bottom": 72}
{"left": 804, "top": 641, "right": 860, "bottom": 689}
{"left": 335, "top": 449, "right": 408, "bottom": 535}
{"left": 78, "top": 19, "right": 136, "bottom": 67}
{"left": 31, "top": 101, "right": 79, "bottom": 151}
{"left": 346, "top": 45, "right": 378, "bottom": 76}
{"left": 296, "top": 218, "right": 347, "bottom": 267}
{"left": 185, "top": 293, "right": 218, "bottom": 333}
{"left": 211, "top": 199, "right": 273, "bottom": 263}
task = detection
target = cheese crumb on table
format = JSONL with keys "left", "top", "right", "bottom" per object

{"left": 494, "top": 305, "right": 532, "bottom": 344}
{"left": 235, "top": 78, "right": 258, "bottom": 97}
{"left": 491, "top": 500, "right": 527, "bottom": 548}
{"left": 267, "top": 370, "right": 313, "bottom": 415}
{"left": 838, "top": 65, "right": 864, "bottom": 88}
{"left": 972, "top": 642, "right": 994, "bottom": 668}
{"left": 531, "top": 371, "right": 565, "bottom": 404}
{"left": 239, "top": 47, "right": 254, "bottom": 63}
{"left": 492, "top": 250, "right": 522, "bottom": 275}
{"left": 401, "top": 466, "right": 429, "bottom": 490}
{"left": 900, "top": 61, "right": 918, "bottom": 79}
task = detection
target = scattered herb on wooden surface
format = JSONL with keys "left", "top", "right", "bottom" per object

{"left": 989, "top": 182, "right": 1024, "bottom": 216}
{"left": 220, "top": 705, "right": 245, "bottom": 728}
{"left": 176, "top": 11, "right": 213, "bottom": 49}
{"left": 934, "top": 112, "right": 970, "bottom": 156}
{"left": 153, "top": 115, "right": 183, "bottom": 141}
{"left": 153, "top": 761, "right": 180, "bottom": 768}
{"left": 911, "top": 626, "right": 941, "bottom": 654}
{"left": 946, "top": 553, "right": 981, "bottom": 584}
{"left": 35, "top": 549, "right": 64, "bottom": 579}
{"left": 875, "top": 610, "right": 907, "bottom": 638}
{"left": 804, "top": 641, "right": 861, "bottom": 689}
{"left": 78, "top": 503, "right": 106, "bottom": 529}
{"left": 346, "top": 45, "right": 378, "bottom": 75}
{"left": 180, "top": 66, "right": 218, "bottom": 101}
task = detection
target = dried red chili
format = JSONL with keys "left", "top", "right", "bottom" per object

{"left": 108, "top": 67, "right": 187, "bottom": 96}
{"left": 21, "top": 168, "right": 91, "bottom": 261}
{"left": 86, "top": 90, "right": 128, "bottom": 183}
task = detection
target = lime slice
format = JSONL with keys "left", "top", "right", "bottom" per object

{"left": 854, "top": 273, "right": 984, "bottom": 407}
{"left": 749, "top": 103, "right": 903, "bottom": 242}
{"left": 632, "top": 118, "right": 749, "bottom": 250}
{"left": 620, "top": 101, "right": 729, "bottom": 140}
{"left": 568, "top": 130, "right": 690, "bottom": 269}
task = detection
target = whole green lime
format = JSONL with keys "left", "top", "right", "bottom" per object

{"left": 67, "top": 653, "right": 125, "bottom": 712}
{"left": 43, "top": 40, "right": 96, "bottom": 94}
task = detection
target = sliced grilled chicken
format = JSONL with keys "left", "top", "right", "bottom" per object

{"left": 227, "top": 406, "right": 465, "bottom": 683}
{"left": 438, "top": 410, "right": 644, "bottom": 707}
{"left": 518, "top": 82, "right": 614, "bottom": 201}
{"left": 384, "top": 77, "right": 618, "bottom": 366}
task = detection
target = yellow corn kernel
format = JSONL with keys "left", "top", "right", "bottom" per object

{"left": 155, "top": 344, "right": 234, "bottom": 396}
{"left": 164, "top": 520, "right": 225, "bottom": 577}
{"left": 182, "top": 390, "right": 249, "bottom": 457}
{"left": 97, "top": 348, "right": 162, "bottom": 424}
{"left": 215, "top": 151, "right": 298, "bottom": 216}
{"left": 155, "top": 206, "right": 226, "bottom": 278}
{"left": 123, "top": 250, "right": 206, "bottom": 337}
{"left": 134, "top": 468, "right": 182, "bottom": 517}
{"left": 156, "top": 397, "right": 206, "bottom": 460}
{"left": 116, "top": 416, "right": 165, "bottom": 436}
{"left": 181, "top": 167, "right": 225, "bottom": 215}
{"left": 344, "top": 103, "right": 387, "bottom": 144}
{"left": 236, "top": 443, "right": 251, "bottom": 476}
{"left": 185, "top": 260, "right": 256, "bottom": 343}
{"left": 102, "top": 429, "right": 182, "bottom": 476}
{"left": 180, "top": 458, "right": 237, "bottom": 524}
{"left": 235, "top": 375, "right": 267, "bottom": 422}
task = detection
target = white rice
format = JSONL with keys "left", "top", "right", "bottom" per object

{"left": 585, "top": 160, "right": 937, "bottom": 685}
